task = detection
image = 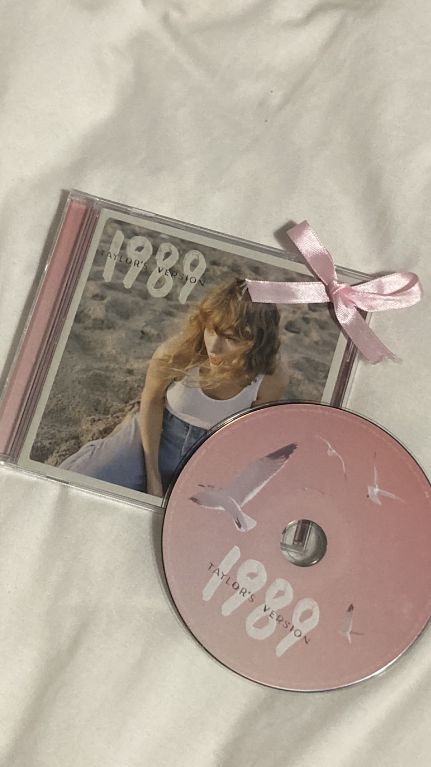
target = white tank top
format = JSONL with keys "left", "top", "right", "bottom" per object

{"left": 165, "top": 370, "right": 265, "bottom": 429}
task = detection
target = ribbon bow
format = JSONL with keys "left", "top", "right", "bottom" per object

{"left": 246, "top": 221, "right": 422, "bottom": 363}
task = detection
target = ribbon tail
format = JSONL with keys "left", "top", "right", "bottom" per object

{"left": 335, "top": 301, "right": 399, "bottom": 364}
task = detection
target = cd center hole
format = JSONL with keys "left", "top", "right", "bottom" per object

{"left": 280, "top": 520, "right": 327, "bottom": 567}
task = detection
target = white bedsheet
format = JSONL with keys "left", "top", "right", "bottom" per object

{"left": 0, "top": 2, "right": 430, "bottom": 765}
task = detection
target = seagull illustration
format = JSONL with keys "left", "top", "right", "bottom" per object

{"left": 189, "top": 443, "right": 297, "bottom": 532}
{"left": 339, "top": 604, "right": 364, "bottom": 644}
{"left": 316, "top": 435, "right": 347, "bottom": 477}
{"left": 367, "top": 454, "right": 404, "bottom": 506}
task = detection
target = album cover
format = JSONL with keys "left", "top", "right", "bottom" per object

{"left": 0, "top": 191, "right": 365, "bottom": 508}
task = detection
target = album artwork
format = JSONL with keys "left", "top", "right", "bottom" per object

{"left": 0, "top": 192, "right": 363, "bottom": 508}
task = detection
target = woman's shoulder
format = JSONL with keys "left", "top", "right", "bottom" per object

{"left": 149, "top": 336, "right": 190, "bottom": 386}
{"left": 262, "top": 359, "right": 287, "bottom": 383}
{"left": 254, "top": 362, "right": 287, "bottom": 402}
{"left": 152, "top": 335, "right": 181, "bottom": 361}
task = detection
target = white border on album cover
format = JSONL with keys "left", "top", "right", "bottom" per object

{"left": 18, "top": 205, "right": 354, "bottom": 510}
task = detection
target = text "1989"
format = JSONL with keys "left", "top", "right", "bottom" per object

{"left": 102, "top": 229, "right": 207, "bottom": 303}
{"left": 202, "top": 546, "right": 320, "bottom": 657}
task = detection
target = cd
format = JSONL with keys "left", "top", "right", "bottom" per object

{"left": 162, "top": 403, "right": 431, "bottom": 691}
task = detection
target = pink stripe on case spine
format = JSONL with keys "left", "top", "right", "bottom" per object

{"left": 0, "top": 199, "right": 89, "bottom": 457}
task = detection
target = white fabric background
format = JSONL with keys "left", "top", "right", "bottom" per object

{"left": 0, "top": 1, "right": 430, "bottom": 765}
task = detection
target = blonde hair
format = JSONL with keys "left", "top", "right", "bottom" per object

{"left": 162, "top": 278, "right": 280, "bottom": 388}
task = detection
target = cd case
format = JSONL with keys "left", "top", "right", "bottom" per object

{"left": 0, "top": 190, "right": 367, "bottom": 510}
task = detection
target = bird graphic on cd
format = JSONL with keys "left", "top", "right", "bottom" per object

{"left": 315, "top": 436, "right": 347, "bottom": 477}
{"left": 339, "top": 604, "right": 364, "bottom": 645}
{"left": 367, "top": 454, "right": 404, "bottom": 506}
{"left": 189, "top": 443, "right": 297, "bottom": 532}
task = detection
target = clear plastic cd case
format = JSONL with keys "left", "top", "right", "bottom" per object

{"left": 0, "top": 190, "right": 367, "bottom": 511}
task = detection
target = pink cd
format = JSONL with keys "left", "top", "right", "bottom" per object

{"left": 162, "top": 404, "right": 431, "bottom": 691}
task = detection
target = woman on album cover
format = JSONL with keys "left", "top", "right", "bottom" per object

{"left": 60, "top": 278, "right": 285, "bottom": 497}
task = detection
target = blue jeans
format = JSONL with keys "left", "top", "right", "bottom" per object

{"left": 60, "top": 410, "right": 208, "bottom": 494}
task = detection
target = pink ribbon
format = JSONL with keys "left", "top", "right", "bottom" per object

{"left": 246, "top": 221, "right": 423, "bottom": 363}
